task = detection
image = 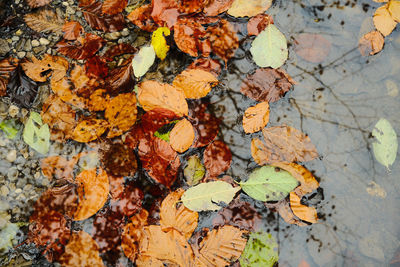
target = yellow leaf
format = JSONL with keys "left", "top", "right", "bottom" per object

{"left": 388, "top": 0, "right": 400, "bottom": 22}
{"left": 373, "top": 4, "right": 397, "bottom": 36}
{"left": 289, "top": 192, "right": 318, "bottom": 223}
{"left": 242, "top": 102, "right": 270, "bottom": 133}
{"left": 151, "top": 27, "right": 170, "bottom": 60}
{"left": 172, "top": 69, "right": 218, "bottom": 99}
{"left": 169, "top": 118, "right": 195, "bottom": 153}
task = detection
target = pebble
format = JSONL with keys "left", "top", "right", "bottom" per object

{"left": 17, "top": 51, "right": 26, "bottom": 58}
{"left": 6, "top": 150, "right": 17, "bottom": 163}
{"left": 31, "top": 40, "right": 40, "bottom": 47}
{"left": 11, "top": 36, "right": 19, "bottom": 42}
{"left": 7, "top": 168, "right": 19, "bottom": 181}
{"left": 16, "top": 39, "right": 26, "bottom": 51}
{"left": 34, "top": 172, "right": 41, "bottom": 179}
{"left": 46, "top": 48, "right": 52, "bottom": 55}
{"left": 24, "top": 40, "right": 32, "bottom": 51}
{"left": 15, "top": 188, "right": 22, "bottom": 194}
{"left": 0, "top": 39, "right": 10, "bottom": 56}
{"left": 23, "top": 184, "right": 33, "bottom": 192}
{"left": 66, "top": 6, "right": 75, "bottom": 15}
{"left": 15, "top": 29, "right": 23, "bottom": 36}
{"left": 105, "top": 32, "right": 121, "bottom": 40}
{"left": 8, "top": 183, "right": 16, "bottom": 191}
{"left": 121, "top": 28, "right": 130, "bottom": 37}
{"left": 39, "top": 38, "right": 50, "bottom": 46}
{"left": 62, "top": 1, "right": 69, "bottom": 6}
{"left": 0, "top": 185, "right": 9, "bottom": 197}
{"left": 33, "top": 46, "right": 46, "bottom": 54}
{"left": 8, "top": 105, "right": 19, "bottom": 117}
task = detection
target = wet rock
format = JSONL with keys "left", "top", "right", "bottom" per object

{"left": 66, "top": 6, "right": 75, "bottom": 15}
{"left": 11, "top": 36, "right": 19, "bottom": 42}
{"left": 0, "top": 39, "right": 10, "bottom": 56}
{"left": 7, "top": 167, "right": 19, "bottom": 181}
{"left": 15, "top": 29, "right": 23, "bottom": 36}
{"left": 0, "top": 185, "right": 9, "bottom": 197}
{"left": 31, "top": 40, "right": 39, "bottom": 47}
{"left": 32, "top": 46, "right": 46, "bottom": 54}
{"left": 6, "top": 150, "right": 17, "bottom": 163}
{"left": 121, "top": 28, "right": 129, "bottom": 37}
{"left": 8, "top": 105, "right": 19, "bottom": 117}
{"left": 39, "top": 38, "right": 50, "bottom": 46}
{"left": 24, "top": 40, "right": 32, "bottom": 51}
{"left": 17, "top": 51, "right": 26, "bottom": 58}
{"left": 105, "top": 32, "right": 121, "bottom": 40}
{"left": 16, "top": 39, "right": 26, "bottom": 51}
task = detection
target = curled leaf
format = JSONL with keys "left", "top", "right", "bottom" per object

{"left": 289, "top": 192, "right": 318, "bottom": 223}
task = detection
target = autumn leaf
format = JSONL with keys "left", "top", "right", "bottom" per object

{"left": 151, "top": 0, "right": 179, "bottom": 29}
{"left": 105, "top": 60, "right": 135, "bottom": 94}
{"left": 57, "top": 33, "right": 106, "bottom": 60}
{"left": 294, "top": 33, "right": 331, "bottom": 63}
{"left": 388, "top": 0, "right": 400, "bottom": 22}
{"left": 373, "top": 4, "right": 397, "bottom": 36}
{"left": 247, "top": 14, "right": 274, "bottom": 36}
{"left": 188, "top": 58, "right": 221, "bottom": 77}
{"left": 152, "top": 27, "right": 171, "bottom": 60}
{"left": 239, "top": 232, "right": 278, "bottom": 267}
{"left": 272, "top": 199, "right": 307, "bottom": 226}
{"left": 26, "top": 0, "right": 51, "bottom": 8}
{"left": 173, "top": 17, "right": 209, "bottom": 57}
{"left": 203, "top": 140, "right": 232, "bottom": 177}
{"left": 74, "top": 168, "right": 109, "bottom": 221}
{"left": 184, "top": 155, "right": 206, "bottom": 186}
{"left": 7, "top": 65, "right": 39, "bottom": 109}
{"left": 62, "top": 21, "right": 84, "bottom": 40}
{"left": 243, "top": 102, "right": 270, "bottom": 133}
{"left": 70, "top": 64, "right": 99, "bottom": 96}
{"left": 50, "top": 77, "right": 87, "bottom": 109}
{"left": 103, "top": 43, "right": 137, "bottom": 61}
{"left": 289, "top": 192, "right": 318, "bottom": 223}
{"left": 131, "top": 45, "right": 156, "bottom": 77}
{"left": 177, "top": 0, "right": 207, "bottom": 13}
{"left": 172, "top": 69, "right": 218, "bottom": 99}
{"left": 169, "top": 118, "right": 195, "bottom": 153}
{"left": 84, "top": 56, "right": 108, "bottom": 79}
{"left": 159, "top": 189, "right": 198, "bottom": 240}
{"left": 72, "top": 118, "right": 108, "bottom": 143}
{"left": 21, "top": 54, "right": 69, "bottom": 82}
{"left": 41, "top": 155, "right": 76, "bottom": 182}
{"left": 100, "top": 141, "right": 138, "bottom": 177}
{"left": 24, "top": 8, "right": 63, "bottom": 34}
{"left": 127, "top": 4, "right": 157, "bottom": 32}
{"left": 203, "top": 0, "right": 234, "bottom": 16}
{"left": 23, "top": 111, "right": 50, "bottom": 155}
{"left": 189, "top": 105, "right": 220, "bottom": 147}
{"left": 227, "top": 0, "right": 272, "bottom": 17}
{"left": 0, "top": 57, "right": 18, "bottom": 97}
{"left": 105, "top": 92, "right": 137, "bottom": 138}
{"left": 138, "top": 80, "right": 188, "bottom": 116}
{"left": 358, "top": 31, "right": 384, "bottom": 56}
{"left": 81, "top": 0, "right": 125, "bottom": 32}
{"left": 102, "top": 0, "right": 128, "bottom": 15}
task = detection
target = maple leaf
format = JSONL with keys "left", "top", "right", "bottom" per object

{"left": 24, "top": 8, "right": 63, "bottom": 34}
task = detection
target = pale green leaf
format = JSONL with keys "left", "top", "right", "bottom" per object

{"left": 0, "top": 222, "right": 19, "bottom": 253}
{"left": 240, "top": 166, "right": 298, "bottom": 201}
{"left": 239, "top": 232, "right": 278, "bottom": 267}
{"left": 181, "top": 181, "right": 240, "bottom": 211}
{"left": 184, "top": 155, "right": 205, "bottom": 186}
{"left": 372, "top": 118, "right": 398, "bottom": 169}
{"left": 131, "top": 45, "right": 156, "bottom": 78}
{"left": 0, "top": 119, "right": 20, "bottom": 139}
{"left": 250, "top": 24, "right": 288, "bottom": 69}
{"left": 23, "top": 111, "right": 50, "bottom": 155}
{"left": 151, "top": 27, "right": 170, "bottom": 60}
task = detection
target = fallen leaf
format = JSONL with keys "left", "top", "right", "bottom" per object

{"left": 239, "top": 232, "right": 278, "bottom": 267}
{"left": 159, "top": 189, "right": 198, "bottom": 240}
{"left": 177, "top": 0, "right": 207, "bottom": 13}
{"left": 247, "top": 14, "right": 274, "bottom": 36}
{"left": 74, "top": 168, "right": 110, "bottom": 221}
{"left": 152, "top": 27, "right": 171, "bottom": 60}
{"left": 154, "top": 120, "right": 178, "bottom": 142}
{"left": 294, "top": 33, "right": 331, "bottom": 63}
{"left": 243, "top": 102, "right": 270, "bottom": 133}
{"left": 21, "top": 54, "right": 69, "bottom": 82}
{"left": 23, "top": 111, "right": 50, "bottom": 155}
{"left": 172, "top": 69, "right": 218, "bottom": 99}
{"left": 59, "top": 231, "right": 105, "bottom": 267}
{"left": 111, "top": 182, "right": 143, "bottom": 217}
{"left": 121, "top": 209, "right": 149, "bottom": 261}
{"left": 24, "top": 8, "right": 63, "bottom": 34}
{"left": 27, "top": 0, "right": 51, "bottom": 8}
{"left": 184, "top": 155, "right": 206, "bottom": 186}
{"left": 187, "top": 58, "right": 221, "bottom": 77}
{"left": 241, "top": 68, "right": 295, "bottom": 102}
{"left": 194, "top": 225, "right": 247, "bottom": 266}
{"left": 50, "top": 77, "right": 87, "bottom": 109}
{"left": 298, "top": 260, "right": 311, "bottom": 267}
{"left": 136, "top": 256, "right": 164, "bottom": 267}
{"left": 69, "top": 64, "right": 99, "bottom": 97}
{"left": 203, "top": 140, "right": 232, "bottom": 177}
{"left": 103, "top": 43, "right": 137, "bottom": 61}
{"left": 126, "top": 4, "right": 157, "bottom": 32}
{"left": 289, "top": 192, "right": 317, "bottom": 223}
{"left": 250, "top": 24, "right": 288, "bottom": 68}
{"left": 57, "top": 33, "right": 106, "bottom": 60}
{"left": 7, "top": 65, "right": 39, "bottom": 109}
{"left": 63, "top": 21, "right": 84, "bottom": 40}
{"left": 251, "top": 138, "right": 270, "bottom": 165}
{"left": 227, "top": 0, "right": 272, "bottom": 17}
{"left": 169, "top": 118, "right": 195, "bottom": 153}
{"left": 151, "top": 0, "right": 179, "bottom": 29}
{"left": 82, "top": 1, "right": 125, "bottom": 32}
{"left": 366, "top": 181, "right": 387, "bottom": 198}
{"left": 358, "top": 31, "right": 385, "bottom": 56}
{"left": 190, "top": 105, "right": 220, "bottom": 147}
{"left": 240, "top": 165, "right": 298, "bottom": 201}
{"left": 372, "top": 118, "right": 398, "bottom": 169}
{"left": 0, "top": 57, "right": 18, "bottom": 97}
{"left": 138, "top": 80, "right": 188, "bottom": 116}
{"left": 203, "top": 0, "right": 234, "bottom": 16}
{"left": 105, "top": 92, "right": 137, "bottom": 138}
{"left": 41, "top": 156, "right": 74, "bottom": 181}
{"left": 272, "top": 199, "right": 308, "bottom": 226}
{"left": 131, "top": 45, "right": 156, "bottom": 77}
{"left": 0, "top": 119, "right": 20, "bottom": 139}
{"left": 102, "top": 0, "right": 127, "bottom": 15}
{"left": 181, "top": 181, "right": 240, "bottom": 211}
{"left": 388, "top": 0, "right": 400, "bottom": 22}
{"left": 87, "top": 89, "right": 110, "bottom": 112}
{"left": 84, "top": 56, "right": 108, "bottom": 79}
{"left": 105, "top": 60, "right": 135, "bottom": 94}
{"left": 173, "top": 17, "right": 209, "bottom": 57}
{"left": 72, "top": 119, "right": 109, "bottom": 143}
{"left": 100, "top": 141, "right": 138, "bottom": 177}
{"left": 373, "top": 4, "right": 397, "bottom": 36}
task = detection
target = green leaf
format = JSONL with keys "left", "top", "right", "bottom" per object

{"left": 0, "top": 222, "right": 19, "bottom": 253}
{"left": 131, "top": 45, "right": 156, "bottom": 78}
{"left": 154, "top": 120, "right": 179, "bottom": 142}
{"left": 0, "top": 119, "right": 20, "bottom": 139}
{"left": 151, "top": 27, "right": 170, "bottom": 60}
{"left": 372, "top": 118, "right": 398, "bottom": 169}
{"left": 23, "top": 111, "right": 50, "bottom": 155}
{"left": 250, "top": 24, "right": 288, "bottom": 69}
{"left": 240, "top": 166, "right": 298, "bottom": 201}
{"left": 184, "top": 155, "right": 205, "bottom": 186}
{"left": 181, "top": 181, "right": 240, "bottom": 211}
{"left": 239, "top": 232, "right": 278, "bottom": 267}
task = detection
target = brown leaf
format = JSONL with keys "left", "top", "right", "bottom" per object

{"left": 159, "top": 189, "right": 198, "bottom": 240}
{"left": 294, "top": 33, "right": 331, "bottom": 63}
{"left": 0, "top": 57, "right": 18, "bottom": 97}
{"left": 247, "top": 14, "right": 274, "bottom": 36}
{"left": 127, "top": 4, "right": 157, "bottom": 32}
{"left": 88, "top": 89, "right": 110, "bottom": 112}
{"left": 111, "top": 182, "right": 143, "bottom": 217}
{"left": 203, "top": 0, "right": 234, "bottom": 16}
{"left": 138, "top": 80, "right": 188, "bottom": 116}
{"left": 41, "top": 156, "right": 73, "bottom": 181}
{"left": 172, "top": 69, "right": 218, "bottom": 99}
{"left": 74, "top": 168, "right": 110, "bottom": 221}
{"left": 242, "top": 101, "right": 270, "bottom": 133}
{"left": 26, "top": 0, "right": 51, "bottom": 8}
{"left": 70, "top": 64, "right": 100, "bottom": 97}
{"left": 240, "top": 68, "right": 295, "bottom": 103}
{"left": 82, "top": 1, "right": 125, "bottom": 32}
{"left": 289, "top": 192, "right": 317, "bottom": 223}
{"left": 358, "top": 31, "right": 384, "bottom": 56}
{"left": 169, "top": 118, "right": 195, "bottom": 153}
{"left": 102, "top": 0, "right": 128, "bottom": 15}
{"left": 24, "top": 8, "right": 63, "bottom": 34}
{"left": 100, "top": 141, "right": 138, "bottom": 177}
{"left": 203, "top": 140, "right": 232, "bottom": 177}
{"left": 50, "top": 77, "right": 88, "bottom": 109}
{"left": 59, "top": 231, "right": 105, "bottom": 267}
{"left": 251, "top": 138, "right": 270, "bottom": 165}
{"left": 194, "top": 225, "right": 247, "bottom": 267}
{"left": 103, "top": 44, "right": 137, "bottom": 61}
{"left": 151, "top": 0, "right": 180, "bottom": 28}
{"left": 105, "top": 61, "right": 135, "bottom": 94}
{"left": 189, "top": 104, "right": 220, "bottom": 148}
{"left": 85, "top": 56, "right": 108, "bottom": 79}
{"left": 72, "top": 119, "right": 109, "bottom": 143}
{"left": 227, "top": 0, "right": 272, "bottom": 17}
{"left": 187, "top": 58, "right": 221, "bottom": 77}
{"left": 105, "top": 92, "right": 137, "bottom": 138}
{"left": 41, "top": 95, "right": 77, "bottom": 141}
{"left": 63, "top": 21, "right": 84, "bottom": 40}
{"left": 21, "top": 54, "right": 69, "bottom": 82}
{"left": 57, "top": 33, "right": 106, "bottom": 60}
{"left": 177, "top": 0, "right": 208, "bottom": 13}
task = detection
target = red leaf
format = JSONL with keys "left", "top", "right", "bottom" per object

{"left": 0, "top": 57, "right": 18, "bottom": 97}
{"left": 62, "top": 21, "right": 84, "bottom": 40}
{"left": 127, "top": 4, "right": 157, "bottom": 32}
{"left": 103, "top": 43, "right": 137, "bottom": 61}
{"left": 85, "top": 56, "right": 108, "bottom": 79}
{"left": 82, "top": 1, "right": 125, "bottom": 32}
{"left": 151, "top": 0, "right": 179, "bottom": 28}
{"left": 203, "top": 140, "right": 232, "bottom": 177}
{"left": 57, "top": 33, "right": 105, "bottom": 60}
{"left": 247, "top": 14, "right": 274, "bottom": 36}
{"left": 111, "top": 182, "right": 143, "bottom": 218}
{"left": 102, "top": 0, "right": 128, "bottom": 15}
{"left": 177, "top": 0, "right": 207, "bottom": 13}
{"left": 105, "top": 59, "right": 134, "bottom": 94}
{"left": 203, "top": 0, "right": 234, "bottom": 16}
{"left": 188, "top": 58, "right": 221, "bottom": 77}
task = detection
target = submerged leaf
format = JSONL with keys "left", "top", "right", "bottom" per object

{"left": 227, "top": 0, "right": 272, "bottom": 17}
{"left": 23, "top": 112, "right": 50, "bottom": 155}
{"left": 0, "top": 119, "right": 20, "bottom": 139}
{"left": 242, "top": 102, "right": 270, "bottom": 133}
{"left": 239, "top": 232, "right": 278, "bottom": 267}
{"left": 105, "top": 92, "right": 137, "bottom": 138}
{"left": 294, "top": 33, "right": 331, "bottom": 63}
{"left": 184, "top": 155, "right": 206, "bottom": 186}
{"left": 172, "top": 69, "right": 218, "bottom": 99}
{"left": 203, "top": 140, "right": 232, "bottom": 177}
{"left": 372, "top": 118, "right": 398, "bottom": 169}
{"left": 24, "top": 8, "right": 63, "bottom": 34}
{"left": 131, "top": 45, "right": 156, "bottom": 78}
{"left": 72, "top": 119, "right": 108, "bottom": 143}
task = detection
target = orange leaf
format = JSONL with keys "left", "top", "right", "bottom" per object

{"left": 26, "top": 0, "right": 51, "bottom": 8}
{"left": 159, "top": 189, "right": 198, "bottom": 240}
{"left": 88, "top": 89, "right": 110, "bottom": 112}
{"left": 21, "top": 54, "right": 69, "bottom": 82}
{"left": 138, "top": 80, "right": 188, "bottom": 116}
{"left": 242, "top": 102, "right": 270, "bottom": 133}
{"left": 72, "top": 119, "right": 109, "bottom": 143}
{"left": 127, "top": 4, "right": 157, "bottom": 32}
{"left": 274, "top": 200, "right": 308, "bottom": 226}
{"left": 63, "top": 21, "right": 84, "bottom": 40}
{"left": 102, "top": 0, "right": 128, "bottom": 15}
{"left": 169, "top": 118, "right": 195, "bottom": 153}
{"left": 172, "top": 69, "right": 218, "bottom": 99}
{"left": 251, "top": 138, "right": 270, "bottom": 165}
{"left": 136, "top": 256, "right": 164, "bottom": 267}
{"left": 358, "top": 31, "right": 384, "bottom": 56}
{"left": 289, "top": 192, "right": 318, "bottom": 223}
{"left": 227, "top": 0, "right": 272, "bottom": 17}
{"left": 373, "top": 4, "right": 397, "bottom": 36}
{"left": 105, "top": 92, "right": 137, "bottom": 138}
{"left": 50, "top": 77, "right": 87, "bottom": 109}
{"left": 74, "top": 168, "right": 109, "bottom": 221}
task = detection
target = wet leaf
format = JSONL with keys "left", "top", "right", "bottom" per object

{"left": 114, "top": 183, "right": 143, "bottom": 217}
{"left": 184, "top": 155, "right": 206, "bottom": 186}
{"left": 103, "top": 43, "right": 137, "bottom": 61}
{"left": 7, "top": 65, "right": 38, "bottom": 109}
{"left": 273, "top": 199, "right": 308, "bottom": 226}
{"left": 138, "top": 80, "right": 188, "bottom": 116}
{"left": 227, "top": 0, "right": 272, "bottom": 17}
{"left": 131, "top": 45, "right": 156, "bottom": 78}
{"left": 240, "top": 166, "right": 298, "bottom": 201}
{"left": 194, "top": 225, "right": 247, "bottom": 266}
{"left": 181, "top": 181, "right": 240, "bottom": 211}
{"left": 187, "top": 58, "right": 221, "bottom": 77}
{"left": 294, "top": 33, "right": 331, "bottom": 63}
{"left": 69, "top": 64, "right": 99, "bottom": 96}
{"left": 251, "top": 24, "right": 288, "bottom": 68}
{"left": 100, "top": 141, "right": 138, "bottom": 177}
{"left": 154, "top": 120, "right": 178, "bottom": 142}
{"left": 21, "top": 54, "right": 69, "bottom": 82}
{"left": 136, "top": 256, "right": 164, "bottom": 266}
{"left": 160, "top": 189, "right": 198, "bottom": 240}
{"left": 126, "top": 4, "right": 157, "bottom": 32}
{"left": 41, "top": 156, "right": 74, "bottom": 181}
{"left": 85, "top": 56, "right": 108, "bottom": 79}
{"left": 82, "top": 1, "right": 125, "bottom": 32}
{"left": 172, "top": 69, "right": 218, "bottom": 99}
{"left": 72, "top": 119, "right": 108, "bottom": 143}
{"left": 57, "top": 33, "right": 106, "bottom": 60}
{"left": 203, "top": 140, "right": 232, "bottom": 177}
{"left": 169, "top": 118, "right": 195, "bottom": 153}
{"left": 373, "top": 4, "right": 397, "bottom": 36}
{"left": 0, "top": 119, "right": 20, "bottom": 139}
{"left": 105, "top": 92, "right": 137, "bottom": 138}
{"left": 203, "top": 0, "right": 234, "bottom": 16}
{"left": 239, "top": 232, "right": 278, "bottom": 267}
{"left": 105, "top": 61, "right": 135, "bottom": 94}
{"left": 289, "top": 192, "right": 317, "bottom": 223}
{"left": 388, "top": 0, "right": 400, "bottom": 22}
{"left": 177, "top": 0, "right": 207, "bottom": 13}
{"left": 102, "top": 0, "right": 127, "bottom": 15}
{"left": 240, "top": 68, "right": 295, "bottom": 103}
{"left": 151, "top": 0, "right": 179, "bottom": 29}
{"left": 173, "top": 17, "right": 209, "bottom": 57}
{"left": 50, "top": 77, "right": 87, "bottom": 109}
{"left": 152, "top": 27, "right": 170, "bottom": 60}
{"left": 23, "top": 111, "right": 50, "bottom": 155}
{"left": 63, "top": 21, "right": 84, "bottom": 40}
{"left": 372, "top": 118, "right": 398, "bottom": 169}
{"left": 0, "top": 57, "right": 18, "bottom": 97}
{"left": 121, "top": 209, "right": 149, "bottom": 261}
{"left": 74, "top": 168, "right": 109, "bottom": 221}
{"left": 358, "top": 31, "right": 384, "bottom": 56}
{"left": 27, "top": 0, "right": 51, "bottom": 8}
{"left": 243, "top": 102, "right": 270, "bottom": 133}
{"left": 189, "top": 105, "right": 220, "bottom": 147}
{"left": 247, "top": 14, "right": 274, "bottom": 36}
{"left": 24, "top": 8, "right": 63, "bottom": 34}
{"left": 59, "top": 231, "right": 105, "bottom": 267}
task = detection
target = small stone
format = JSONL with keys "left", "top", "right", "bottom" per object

{"left": 0, "top": 185, "right": 9, "bottom": 197}
{"left": 6, "top": 150, "right": 17, "bottom": 163}
{"left": 15, "top": 29, "right": 23, "bottom": 36}
{"left": 17, "top": 51, "right": 26, "bottom": 58}
{"left": 46, "top": 48, "right": 52, "bottom": 54}
{"left": 0, "top": 39, "right": 10, "bottom": 56}
{"left": 15, "top": 0, "right": 20, "bottom": 4}
{"left": 16, "top": 194, "right": 26, "bottom": 201}
{"left": 24, "top": 40, "right": 32, "bottom": 51}
{"left": 33, "top": 46, "right": 46, "bottom": 55}
{"left": 105, "top": 32, "right": 121, "bottom": 40}
{"left": 66, "top": 6, "right": 75, "bottom": 15}
{"left": 8, "top": 183, "right": 16, "bottom": 191}
{"left": 7, "top": 168, "right": 19, "bottom": 181}
{"left": 15, "top": 188, "right": 22, "bottom": 194}
{"left": 121, "top": 28, "right": 129, "bottom": 37}
{"left": 31, "top": 40, "right": 40, "bottom": 47}
{"left": 23, "top": 184, "right": 33, "bottom": 192}
{"left": 34, "top": 172, "right": 41, "bottom": 179}
{"left": 11, "top": 36, "right": 19, "bottom": 42}
{"left": 62, "top": 1, "right": 69, "bottom": 6}
{"left": 39, "top": 38, "right": 50, "bottom": 46}
{"left": 8, "top": 105, "right": 19, "bottom": 117}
